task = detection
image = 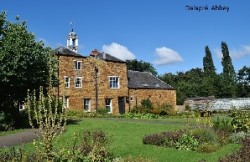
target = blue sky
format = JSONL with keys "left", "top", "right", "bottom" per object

{"left": 1, "top": 0, "right": 250, "bottom": 74}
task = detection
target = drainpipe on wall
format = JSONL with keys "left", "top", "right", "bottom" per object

{"left": 57, "top": 54, "right": 60, "bottom": 99}
{"left": 126, "top": 66, "right": 130, "bottom": 112}
{"left": 94, "top": 66, "right": 98, "bottom": 112}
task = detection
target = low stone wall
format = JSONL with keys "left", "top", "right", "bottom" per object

{"left": 211, "top": 98, "right": 250, "bottom": 110}
{"left": 186, "top": 98, "right": 250, "bottom": 111}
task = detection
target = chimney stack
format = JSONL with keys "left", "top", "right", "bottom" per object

{"left": 90, "top": 49, "right": 99, "bottom": 57}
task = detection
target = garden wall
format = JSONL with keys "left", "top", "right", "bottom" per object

{"left": 211, "top": 98, "right": 250, "bottom": 110}
{"left": 185, "top": 98, "right": 250, "bottom": 111}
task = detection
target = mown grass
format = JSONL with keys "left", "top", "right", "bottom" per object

{"left": 1, "top": 118, "right": 240, "bottom": 161}
{"left": 57, "top": 118, "right": 239, "bottom": 162}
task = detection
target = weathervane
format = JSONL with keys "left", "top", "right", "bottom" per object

{"left": 70, "top": 21, "right": 75, "bottom": 32}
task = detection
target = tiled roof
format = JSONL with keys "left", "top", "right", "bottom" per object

{"left": 55, "top": 46, "right": 85, "bottom": 58}
{"left": 96, "top": 52, "right": 126, "bottom": 63}
{"left": 128, "top": 70, "right": 174, "bottom": 89}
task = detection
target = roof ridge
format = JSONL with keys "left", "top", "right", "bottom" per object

{"left": 128, "top": 70, "right": 152, "bottom": 74}
{"left": 55, "top": 46, "right": 85, "bottom": 57}
{"left": 150, "top": 72, "right": 173, "bottom": 88}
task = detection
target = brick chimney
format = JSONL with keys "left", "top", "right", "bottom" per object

{"left": 90, "top": 49, "right": 99, "bottom": 57}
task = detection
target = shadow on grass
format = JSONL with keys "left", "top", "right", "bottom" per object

{"left": 66, "top": 118, "right": 81, "bottom": 125}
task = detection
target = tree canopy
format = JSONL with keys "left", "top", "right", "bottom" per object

{"left": 0, "top": 12, "right": 56, "bottom": 129}
{"left": 126, "top": 59, "right": 158, "bottom": 76}
{"left": 237, "top": 66, "right": 250, "bottom": 97}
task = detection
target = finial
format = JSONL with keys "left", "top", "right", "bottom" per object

{"left": 70, "top": 21, "right": 74, "bottom": 32}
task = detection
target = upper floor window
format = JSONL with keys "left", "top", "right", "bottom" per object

{"left": 74, "top": 60, "right": 82, "bottom": 70}
{"left": 75, "top": 77, "right": 82, "bottom": 88}
{"left": 109, "top": 76, "right": 119, "bottom": 89}
{"left": 64, "top": 76, "right": 70, "bottom": 88}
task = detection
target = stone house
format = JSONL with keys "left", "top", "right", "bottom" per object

{"left": 128, "top": 71, "right": 176, "bottom": 111}
{"left": 54, "top": 30, "right": 176, "bottom": 114}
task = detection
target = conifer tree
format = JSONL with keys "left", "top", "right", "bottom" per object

{"left": 220, "top": 42, "right": 236, "bottom": 97}
{"left": 202, "top": 46, "right": 217, "bottom": 97}
{"left": 203, "top": 46, "right": 216, "bottom": 76}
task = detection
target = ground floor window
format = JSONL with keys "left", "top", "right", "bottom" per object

{"left": 19, "top": 101, "right": 25, "bottom": 111}
{"left": 105, "top": 99, "right": 112, "bottom": 113}
{"left": 84, "top": 99, "right": 91, "bottom": 112}
{"left": 64, "top": 97, "right": 69, "bottom": 108}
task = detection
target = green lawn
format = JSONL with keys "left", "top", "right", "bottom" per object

{"left": 56, "top": 118, "right": 239, "bottom": 162}
{"left": 2, "top": 117, "right": 240, "bottom": 162}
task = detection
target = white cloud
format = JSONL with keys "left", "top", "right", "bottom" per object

{"left": 153, "top": 47, "right": 183, "bottom": 66}
{"left": 230, "top": 45, "right": 250, "bottom": 59}
{"left": 215, "top": 45, "right": 250, "bottom": 59}
{"left": 102, "top": 42, "right": 136, "bottom": 60}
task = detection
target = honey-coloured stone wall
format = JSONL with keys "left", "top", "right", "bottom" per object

{"left": 129, "top": 89, "right": 176, "bottom": 111}
{"left": 57, "top": 55, "right": 129, "bottom": 114}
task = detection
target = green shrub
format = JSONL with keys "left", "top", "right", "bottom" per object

{"left": 143, "top": 129, "right": 186, "bottom": 147}
{"left": 97, "top": 108, "right": 109, "bottom": 114}
{"left": 191, "top": 126, "right": 219, "bottom": 144}
{"left": 0, "top": 130, "right": 114, "bottom": 162}
{"left": 120, "top": 113, "right": 160, "bottom": 119}
{"left": 143, "top": 124, "right": 228, "bottom": 152}
{"left": 66, "top": 109, "right": 117, "bottom": 120}
{"left": 27, "top": 87, "right": 66, "bottom": 160}
{"left": 175, "top": 111, "right": 199, "bottom": 118}
{"left": 143, "top": 133, "right": 167, "bottom": 146}
{"left": 197, "top": 142, "right": 220, "bottom": 153}
{"left": 175, "top": 134, "right": 199, "bottom": 151}
{"left": 0, "top": 147, "right": 24, "bottom": 161}
{"left": 151, "top": 103, "right": 175, "bottom": 116}
{"left": 139, "top": 99, "right": 154, "bottom": 113}
{"left": 0, "top": 112, "right": 14, "bottom": 131}
{"left": 57, "top": 130, "right": 114, "bottom": 161}
{"left": 213, "top": 117, "right": 233, "bottom": 133}
{"left": 229, "top": 131, "right": 248, "bottom": 144}
{"left": 185, "top": 104, "right": 191, "bottom": 111}
{"left": 230, "top": 110, "right": 250, "bottom": 132}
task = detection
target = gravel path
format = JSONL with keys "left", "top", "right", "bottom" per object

{"left": 0, "top": 129, "right": 41, "bottom": 148}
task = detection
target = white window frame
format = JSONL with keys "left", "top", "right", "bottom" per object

{"left": 84, "top": 99, "right": 91, "bottom": 112}
{"left": 64, "top": 97, "right": 69, "bottom": 108}
{"left": 109, "top": 76, "right": 120, "bottom": 89}
{"left": 19, "top": 101, "right": 25, "bottom": 111}
{"left": 74, "top": 77, "right": 82, "bottom": 88}
{"left": 64, "top": 76, "right": 70, "bottom": 88}
{"left": 105, "top": 98, "right": 112, "bottom": 113}
{"left": 73, "top": 60, "right": 82, "bottom": 70}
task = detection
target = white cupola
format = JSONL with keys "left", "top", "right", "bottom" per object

{"left": 67, "top": 29, "right": 78, "bottom": 52}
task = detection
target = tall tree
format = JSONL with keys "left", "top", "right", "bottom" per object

{"left": 0, "top": 12, "right": 56, "bottom": 129}
{"left": 126, "top": 59, "right": 158, "bottom": 76}
{"left": 202, "top": 46, "right": 217, "bottom": 97}
{"left": 203, "top": 46, "right": 216, "bottom": 76}
{"left": 220, "top": 42, "right": 236, "bottom": 97}
{"left": 161, "top": 68, "right": 205, "bottom": 104}
{"left": 237, "top": 66, "right": 250, "bottom": 97}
